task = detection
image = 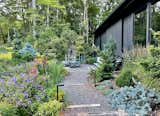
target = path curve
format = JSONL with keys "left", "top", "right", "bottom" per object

{"left": 61, "top": 64, "right": 116, "bottom": 116}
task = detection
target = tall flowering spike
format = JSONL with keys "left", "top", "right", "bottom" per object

{"left": 12, "top": 76, "right": 17, "bottom": 83}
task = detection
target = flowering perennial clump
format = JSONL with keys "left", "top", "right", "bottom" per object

{"left": 0, "top": 73, "right": 48, "bottom": 107}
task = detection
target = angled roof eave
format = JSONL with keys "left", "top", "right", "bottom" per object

{"left": 95, "top": 0, "right": 160, "bottom": 38}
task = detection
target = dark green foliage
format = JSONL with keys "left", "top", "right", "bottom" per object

{"left": 96, "top": 63, "right": 113, "bottom": 81}
{"left": 21, "top": 52, "right": 34, "bottom": 61}
{"left": 121, "top": 45, "right": 160, "bottom": 92}
{"left": 151, "top": 30, "right": 160, "bottom": 46}
{"left": 95, "top": 39, "right": 116, "bottom": 81}
{"left": 0, "top": 46, "right": 8, "bottom": 53}
{"left": 13, "top": 43, "right": 36, "bottom": 62}
{"left": 19, "top": 43, "right": 36, "bottom": 61}
{"left": 149, "top": 46, "right": 160, "bottom": 58}
{"left": 48, "top": 62, "right": 65, "bottom": 85}
{"left": 19, "top": 43, "right": 36, "bottom": 56}
{"left": 109, "top": 84, "right": 160, "bottom": 116}
{"left": 12, "top": 52, "right": 21, "bottom": 60}
{"left": 35, "top": 26, "right": 79, "bottom": 61}
{"left": 139, "top": 47, "right": 160, "bottom": 79}
{"left": 86, "top": 57, "right": 96, "bottom": 64}
{"left": 37, "top": 64, "right": 48, "bottom": 75}
{"left": 12, "top": 38, "right": 23, "bottom": 63}
{"left": 13, "top": 38, "right": 22, "bottom": 52}
{"left": 134, "top": 11, "right": 146, "bottom": 46}
{"left": 100, "top": 39, "right": 116, "bottom": 71}
{"left": 140, "top": 57, "right": 160, "bottom": 79}
{"left": 116, "top": 69, "right": 135, "bottom": 87}
{"left": 0, "top": 102, "right": 18, "bottom": 116}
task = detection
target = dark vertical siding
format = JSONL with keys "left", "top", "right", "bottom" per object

{"left": 95, "top": 20, "right": 122, "bottom": 56}
{"left": 123, "top": 14, "right": 134, "bottom": 51}
{"left": 95, "top": 36, "right": 101, "bottom": 50}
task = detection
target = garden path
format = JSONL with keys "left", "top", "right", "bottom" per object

{"left": 61, "top": 64, "right": 118, "bottom": 116}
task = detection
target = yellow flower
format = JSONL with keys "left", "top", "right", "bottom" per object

{"left": 0, "top": 52, "right": 12, "bottom": 60}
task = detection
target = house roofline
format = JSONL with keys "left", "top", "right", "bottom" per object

{"left": 94, "top": 0, "right": 159, "bottom": 38}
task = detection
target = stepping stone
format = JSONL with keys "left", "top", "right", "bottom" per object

{"left": 77, "top": 113, "right": 89, "bottom": 116}
{"left": 67, "top": 104, "right": 101, "bottom": 109}
{"left": 89, "top": 111, "right": 128, "bottom": 116}
{"left": 65, "top": 83, "right": 85, "bottom": 87}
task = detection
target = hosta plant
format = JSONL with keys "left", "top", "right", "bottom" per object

{"left": 109, "top": 84, "right": 160, "bottom": 116}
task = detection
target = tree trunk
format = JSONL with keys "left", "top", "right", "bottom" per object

{"left": 46, "top": 5, "right": 50, "bottom": 27}
{"left": 7, "top": 29, "right": 11, "bottom": 43}
{"left": 0, "top": 25, "right": 6, "bottom": 43}
{"left": 83, "top": 0, "right": 89, "bottom": 44}
{"left": 32, "top": 0, "right": 36, "bottom": 38}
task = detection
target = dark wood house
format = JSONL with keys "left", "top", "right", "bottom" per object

{"left": 94, "top": 0, "right": 160, "bottom": 57}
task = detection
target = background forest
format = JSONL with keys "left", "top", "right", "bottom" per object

{"left": 0, "top": 0, "right": 121, "bottom": 60}
{"left": 1, "top": 0, "right": 160, "bottom": 115}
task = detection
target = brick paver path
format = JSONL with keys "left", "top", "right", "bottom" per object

{"left": 61, "top": 64, "right": 117, "bottom": 116}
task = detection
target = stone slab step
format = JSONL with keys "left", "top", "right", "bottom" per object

{"left": 67, "top": 104, "right": 101, "bottom": 109}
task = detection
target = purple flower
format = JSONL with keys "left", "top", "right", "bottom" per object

{"left": 23, "top": 92, "right": 29, "bottom": 98}
{"left": 0, "top": 79, "right": 4, "bottom": 83}
{"left": 20, "top": 73, "right": 26, "bottom": 78}
{"left": 16, "top": 101, "right": 23, "bottom": 106}
{"left": 24, "top": 78, "right": 30, "bottom": 83}
{"left": 12, "top": 77, "right": 17, "bottom": 83}
{"left": 27, "top": 99, "right": 32, "bottom": 104}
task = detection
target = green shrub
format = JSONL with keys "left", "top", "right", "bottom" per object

{"left": 116, "top": 69, "right": 135, "bottom": 87}
{"left": 92, "top": 39, "right": 116, "bottom": 82}
{"left": 96, "top": 63, "right": 113, "bottom": 81}
{"left": 30, "top": 102, "right": 41, "bottom": 115}
{"left": 22, "top": 52, "right": 34, "bottom": 61}
{"left": 34, "top": 100, "right": 62, "bottom": 116}
{"left": 37, "top": 64, "right": 48, "bottom": 75}
{"left": 19, "top": 43, "right": 36, "bottom": 61}
{"left": 12, "top": 43, "right": 36, "bottom": 63}
{"left": 149, "top": 46, "right": 160, "bottom": 57}
{"left": 0, "top": 60, "right": 8, "bottom": 72}
{"left": 86, "top": 57, "right": 96, "bottom": 64}
{"left": 13, "top": 38, "right": 22, "bottom": 51}
{"left": 48, "top": 62, "right": 65, "bottom": 85}
{"left": 0, "top": 102, "right": 17, "bottom": 116}
{"left": 0, "top": 46, "right": 7, "bottom": 53}
{"left": 47, "top": 87, "right": 65, "bottom": 102}
{"left": 122, "top": 46, "right": 160, "bottom": 91}
{"left": 12, "top": 52, "right": 21, "bottom": 60}
{"left": 140, "top": 57, "right": 160, "bottom": 79}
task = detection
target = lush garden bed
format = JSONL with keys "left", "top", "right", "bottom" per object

{"left": 90, "top": 34, "right": 160, "bottom": 115}
{"left": 0, "top": 45, "right": 67, "bottom": 116}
